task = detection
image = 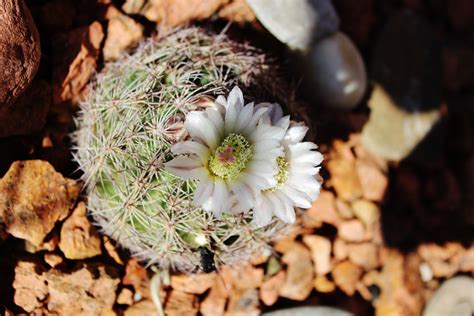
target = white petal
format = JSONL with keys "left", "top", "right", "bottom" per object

{"left": 171, "top": 141, "right": 210, "bottom": 164}
{"left": 242, "top": 106, "right": 270, "bottom": 136}
{"left": 293, "top": 151, "right": 324, "bottom": 165}
{"left": 252, "top": 196, "right": 274, "bottom": 227}
{"left": 274, "top": 191, "right": 296, "bottom": 223}
{"left": 210, "top": 178, "right": 229, "bottom": 216}
{"left": 234, "top": 103, "right": 254, "bottom": 133}
{"left": 276, "top": 115, "right": 290, "bottom": 130}
{"left": 194, "top": 178, "right": 214, "bottom": 206}
{"left": 284, "top": 125, "right": 309, "bottom": 144}
{"left": 280, "top": 185, "right": 313, "bottom": 208}
{"left": 227, "top": 86, "right": 244, "bottom": 111}
{"left": 205, "top": 108, "right": 224, "bottom": 138}
{"left": 185, "top": 112, "right": 219, "bottom": 150}
{"left": 250, "top": 124, "right": 285, "bottom": 143}
{"left": 164, "top": 157, "right": 205, "bottom": 180}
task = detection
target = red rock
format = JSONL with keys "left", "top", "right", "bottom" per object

{"left": 117, "top": 288, "right": 134, "bottom": 306}
{"left": 171, "top": 272, "right": 216, "bottom": 294}
{"left": 13, "top": 260, "right": 48, "bottom": 312}
{"left": 125, "top": 300, "right": 156, "bottom": 316}
{"left": 44, "top": 253, "right": 63, "bottom": 268}
{"left": 0, "top": 0, "right": 41, "bottom": 110}
{"left": 164, "top": 290, "right": 199, "bottom": 316}
{"left": 123, "top": 258, "right": 150, "bottom": 298}
{"left": 332, "top": 260, "right": 363, "bottom": 296}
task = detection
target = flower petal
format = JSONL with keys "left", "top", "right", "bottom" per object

{"left": 164, "top": 157, "right": 205, "bottom": 180}
{"left": 185, "top": 112, "right": 219, "bottom": 150}
{"left": 252, "top": 196, "right": 274, "bottom": 227}
{"left": 170, "top": 141, "right": 210, "bottom": 164}
{"left": 194, "top": 177, "right": 214, "bottom": 206}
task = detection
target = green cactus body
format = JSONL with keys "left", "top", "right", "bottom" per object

{"left": 73, "top": 27, "right": 293, "bottom": 272}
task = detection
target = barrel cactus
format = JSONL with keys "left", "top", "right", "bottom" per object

{"left": 73, "top": 27, "right": 322, "bottom": 272}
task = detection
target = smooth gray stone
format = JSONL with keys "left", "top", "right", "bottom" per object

{"left": 263, "top": 306, "right": 352, "bottom": 316}
{"left": 301, "top": 32, "right": 367, "bottom": 109}
{"left": 422, "top": 276, "right": 474, "bottom": 316}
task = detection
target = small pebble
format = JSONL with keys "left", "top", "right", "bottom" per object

{"left": 419, "top": 262, "right": 433, "bottom": 282}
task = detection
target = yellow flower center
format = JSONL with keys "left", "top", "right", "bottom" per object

{"left": 266, "top": 156, "right": 289, "bottom": 192}
{"left": 208, "top": 133, "right": 252, "bottom": 180}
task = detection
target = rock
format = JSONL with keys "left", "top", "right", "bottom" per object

{"left": 103, "top": 236, "right": 124, "bottom": 265}
{"left": 419, "top": 262, "right": 433, "bottom": 283}
{"left": 143, "top": 0, "right": 226, "bottom": 27}
{"left": 218, "top": 0, "right": 256, "bottom": 24}
{"left": 313, "top": 275, "right": 336, "bottom": 293}
{"left": 24, "top": 232, "right": 59, "bottom": 253}
{"left": 361, "top": 84, "right": 441, "bottom": 161}
{"left": 45, "top": 263, "right": 120, "bottom": 315}
{"left": 123, "top": 258, "right": 150, "bottom": 299}
{"left": 304, "top": 190, "right": 342, "bottom": 228}
{"left": 335, "top": 199, "right": 353, "bottom": 219}
{"left": 103, "top": 7, "right": 143, "bottom": 61}
{"left": 423, "top": 276, "right": 474, "bottom": 316}
{"left": 333, "top": 238, "right": 348, "bottom": 261}
{"left": 339, "top": 220, "right": 365, "bottom": 242}
{"left": 347, "top": 243, "right": 378, "bottom": 270}
{"left": 351, "top": 200, "right": 379, "bottom": 227}
{"left": 59, "top": 202, "right": 102, "bottom": 260}
{"left": 124, "top": 300, "right": 156, "bottom": 316}
{"left": 200, "top": 276, "right": 228, "bottom": 316}
{"left": 52, "top": 21, "right": 104, "bottom": 104}
{"left": 171, "top": 272, "right": 216, "bottom": 294}
{"left": 122, "top": 0, "right": 145, "bottom": 15}
{"left": 220, "top": 263, "right": 264, "bottom": 290}
{"left": 356, "top": 160, "right": 388, "bottom": 202}
{"left": 279, "top": 243, "right": 314, "bottom": 301}
{"left": 247, "top": 0, "right": 318, "bottom": 51}
{"left": 44, "top": 253, "right": 64, "bottom": 268}
{"left": 303, "top": 235, "right": 332, "bottom": 275}
{"left": 117, "top": 288, "right": 134, "bottom": 305}
{"left": 164, "top": 290, "right": 199, "bottom": 316}
{"left": 327, "top": 159, "right": 363, "bottom": 202}
{"left": 225, "top": 288, "right": 260, "bottom": 316}
{"left": 262, "top": 306, "right": 351, "bottom": 316}
{"left": 0, "top": 160, "right": 79, "bottom": 246}
{"left": 0, "top": 80, "right": 50, "bottom": 138}
{"left": 260, "top": 271, "right": 285, "bottom": 306}
{"left": 0, "top": 0, "right": 41, "bottom": 110}
{"left": 332, "top": 261, "right": 363, "bottom": 295}
{"left": 13, "top": 260, "right": 48, "bottom": 313}
{"left": 300, "top": 32, "right": 367, "bottom": 109}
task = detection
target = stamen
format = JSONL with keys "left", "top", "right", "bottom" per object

{"left": 209, "top": 134, "right": 252, "bottom": 180}
{"left": 266, "top": 156, "right": 289, "bottom": 192}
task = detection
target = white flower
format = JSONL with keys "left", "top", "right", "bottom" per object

{"left": 251, "top": 103, "right": 323, "bottom": 227}
{"left": 164, "top": 87, "right": 285, "bottom": 217}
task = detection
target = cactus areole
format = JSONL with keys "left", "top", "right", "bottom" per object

{"left": 73, "top": 27, "right": 322, "bottom": 272}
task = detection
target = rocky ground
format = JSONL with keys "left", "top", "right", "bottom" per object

{"left": 0, "top": 0, "right": 473, "bottom": 315}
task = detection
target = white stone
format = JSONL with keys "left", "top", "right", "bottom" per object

{"left": 246, "top": 0, "right": 318, "bottom": 51}
{"left": 419, "top": 262, "right": 433, "bottom": 282}
{"left": 263, "top": 306, "right": 351, "bottom": 316}
{"left": 423, "top": 276, "right": 474, "bottom": 316}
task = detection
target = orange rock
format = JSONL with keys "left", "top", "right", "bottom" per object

{"left": 200, "top": 276, "right": 228, "bottom": 316}
{"left": 459, "top": 246, "right": 474, "bottom": 272}
{"left": 59, "top": 202, "right": 102, "bottom": 260}
{"left": 44, "top": 253, "right": 63, "bottom": 268}
{"left": 45, "top": 263, "right": 120, "bottom": 315}
{"left": 123, "top": 258, "right": 150, "bottom": 298}
{"left": 335, "top": 198, "right": 354, "bottom": 219}
{"left": 279, "top": 243, "right": 314, "bottom": 301}
{"left": 351, "top": 200, "right": 380, "bottom": 227}
{"left": 52, "top": 22, "right": 104, "bottom": 103}
{"left": 117, "top": 288, "right": 134, "bottom": 305}
{"left": 333, "top": 238, "right": 348, "bottom": 261}
{"left": 171, "top": 272, "right": 216, "bottom": 294}
{"left": 13, "top": 260, "right": 48, "bottom": 312}
{"left": 143, "top": 0, "right": 226, "bottom": 27}
{"left": 164, "top": 290, "right": 199, "bottom": 316}
{"left": 327, "top": 159, "right": 363, "bottom": 202}
{"left": 260, "top": 270, "right": 285, "bottom": 306}
{"left": 225, "top": 288, "right": 260, "bottom": 316}
{"left": 220, "top": 262, "right": 264, "bottom": 290}
{"left": 103, "top": 6, "right": 143, "bottom": 61}
{"left": 124, "top": 299, "right": 156, "bottom": 316}
{"left": 313, "top": 275, "right": 336, "bottom": 293}
{"left": 304, "top": 191, "right": 342, "bottom": 228}
{"left": 218, "top": 0, "right": 256, "bottom": 24}
{"left": 339, "top": 220, "right": 366, "bottom": 242}
{"left": 0, "top": 160, "right": 79, "bottom": 246}
{"left": 356, "top": 160, "right": 388, "bottom": 202}
{"left": 103, "top": 236, "right": 124, "bottom": 265}
{"left": 332, "top": 261, "right": 363, "bottom": 295}
{"left": 25, "top": 232, "right": 59, "bottom": 253}
{"left": 347, "top": 243, "right": 379, "bottom": 270}
{"left": 303, "top": 235, "right": 332, "bottom": 275}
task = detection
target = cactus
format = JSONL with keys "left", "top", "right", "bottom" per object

{"left": 72, "top": 27, "right": 303, "bottom": 272}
